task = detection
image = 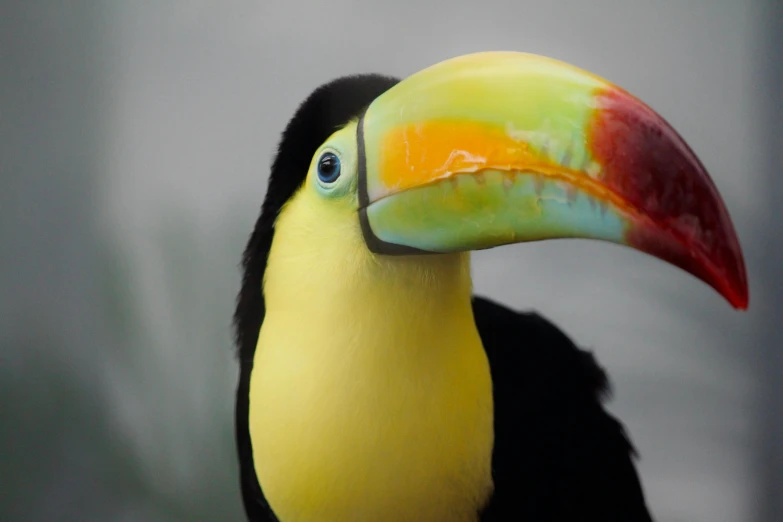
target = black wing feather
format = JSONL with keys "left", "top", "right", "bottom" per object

{"left": 474, "top": 296, "right": 653, "bottom": 522}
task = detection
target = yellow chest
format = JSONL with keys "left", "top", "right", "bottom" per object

{"left": 249, "top": 186, "right": 495, "bottom": 521}
{"left": 248, "top": 291, "right": 494, "bottom": 522}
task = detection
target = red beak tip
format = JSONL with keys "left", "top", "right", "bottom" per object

{"left": 729, "top": 287, "right": 750, "bottom": 311}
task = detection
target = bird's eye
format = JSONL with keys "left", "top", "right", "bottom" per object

{"left": 317, "top": 152, "right": 341, "bottom": 184}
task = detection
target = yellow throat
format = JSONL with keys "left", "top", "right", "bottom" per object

{"left": 248, "top": 177, "right": 495, "bottom": 522}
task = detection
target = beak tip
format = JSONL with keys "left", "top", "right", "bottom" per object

{"left": 720, "top": 235, "right": 750, "bottom": 311}
{"left": 701, "top": 250, "right": 749, "bottom": 310}
{"left": 625, "top": 219, "right": 749, "bottom": 311}
{"left": 734, "top": 297, "right": 750, "bottom": 311}
{"left": 726, "top": 267, "right": 750, "bottom": 311}
{"left": 726, "top": 290, "right": 749, "bottom": 311}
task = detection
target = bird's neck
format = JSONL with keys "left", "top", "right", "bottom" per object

{"left": 258, "top": 203, "right": 481, "bottom": 360}
{"left": 264, "top": 247, "right": 476, "bottom": 347}
{"left": 248, "top": 220, "right": 495, "bottom": 521}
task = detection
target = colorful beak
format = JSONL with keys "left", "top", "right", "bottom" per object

{"left": 357, "top": 52, "right": 748, "bottom": 309}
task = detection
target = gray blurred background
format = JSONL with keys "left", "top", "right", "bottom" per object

{"left": 2, "top": 1, "right": 781, "bottom": 521}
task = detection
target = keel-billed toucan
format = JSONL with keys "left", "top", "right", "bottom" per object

{"left": 233, "top": 52, "right": 748, "bottom": 522}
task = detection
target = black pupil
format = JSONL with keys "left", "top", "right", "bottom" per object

{"left": 318, "top": 153, "right": 340, "bottom": 182}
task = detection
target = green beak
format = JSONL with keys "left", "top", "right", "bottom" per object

{"left": 357, "top": 52, "right": 748, "bottom": 309}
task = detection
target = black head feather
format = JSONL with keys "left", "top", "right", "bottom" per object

{"left": 233, "top": 74, "right": 399, "bottom": 365}
{"left": 233, "top": 74, "right": 398, "bottom": 521}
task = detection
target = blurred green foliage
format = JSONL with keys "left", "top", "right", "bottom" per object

{"left": 2, "top": 221, "right": 248, "bottom": 521}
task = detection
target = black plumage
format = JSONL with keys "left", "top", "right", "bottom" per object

{"left": 233, "top": 76, "right": 653, "bottom": 522}
{"left": 473, "top": 297, "right": 652, "bottom": 521}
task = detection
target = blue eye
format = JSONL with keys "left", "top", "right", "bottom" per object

{"left": 317, "top": 152, "right": 341, "bottom": 184}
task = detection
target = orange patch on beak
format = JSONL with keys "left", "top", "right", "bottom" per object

{"left": 378, "top": 120, "right": 552, "bottom": 195}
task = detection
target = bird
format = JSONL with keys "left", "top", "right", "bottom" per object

{"left": 232, "top": 52, "right": 748, "bottom": 522}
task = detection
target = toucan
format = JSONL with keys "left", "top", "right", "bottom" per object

{"left": 233, "top": 52, "right": 748, "bottom": 522}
